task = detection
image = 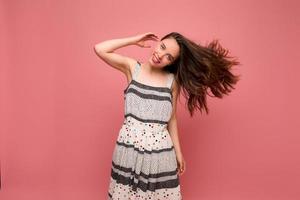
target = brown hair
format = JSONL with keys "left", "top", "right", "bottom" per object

{"left": 161, "top": 32, "right": 241, "bottom": 117}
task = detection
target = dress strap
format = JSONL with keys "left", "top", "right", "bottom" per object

{"left": 132, "top": 61, "right": 141, "bottom": 80}
{"left": 166, "top": 73, "right": 175, "bottom": 89}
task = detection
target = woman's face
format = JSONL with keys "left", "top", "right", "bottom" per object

{"left": 149, "top": 37, "right": 180, "bottom": 68}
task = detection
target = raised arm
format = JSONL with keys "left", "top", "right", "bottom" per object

{"left": 94, "top": 32, "right": 159, "bottom": 82}
{"left": 93, "top": 36, "right": 138, "bottom": 79}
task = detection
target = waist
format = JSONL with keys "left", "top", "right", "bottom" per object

{"left": 123, "top": 115, "right": 168, "bottom": 132}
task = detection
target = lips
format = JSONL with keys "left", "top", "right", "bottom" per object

{"left": 152, "top": 53, "right": 160, "bottom": 64}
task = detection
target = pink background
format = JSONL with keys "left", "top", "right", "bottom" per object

{"left": 1, "top": 0, "right": 299, "bottom": 199}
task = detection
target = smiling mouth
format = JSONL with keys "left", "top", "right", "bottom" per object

{"left": 152, "top": 53, "right": 160, "bottom": 64}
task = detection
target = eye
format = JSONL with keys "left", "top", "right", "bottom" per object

{"left": 168, "top": 55, "right": 172, "bottom": 61}
{"left": 160, "top": 44, "right": 164, "bottom": 49}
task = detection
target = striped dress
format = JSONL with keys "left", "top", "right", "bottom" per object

{"left": 108, "top": 61, "right": 182, "bottom": 200}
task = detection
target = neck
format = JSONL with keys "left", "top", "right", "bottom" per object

{"left": 143, "top": 61, "right": 164, "bottom": 75}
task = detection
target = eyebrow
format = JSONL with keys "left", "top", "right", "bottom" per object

{"left": 162, "top": 42, "right": 175, "bottom": 61}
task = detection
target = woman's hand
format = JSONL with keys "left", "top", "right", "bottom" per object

{"left": 176, "top": 152, "right": 186, "bottom": 176}
{"left": 131, "top": 32, "right": 159, "bottom": 48}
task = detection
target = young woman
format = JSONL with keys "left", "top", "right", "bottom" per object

{"left": 94, "top": 32, "right": 240, "bottom": 200}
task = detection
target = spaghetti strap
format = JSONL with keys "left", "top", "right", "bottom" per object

{"left": 132, "top": 61, "right": 141, "bottom": 80}
{"left": 108, "top": 59, "right": 182, "bottom": 199}
{"left": 166, "top": 73, "right": 175, "bottom": 89}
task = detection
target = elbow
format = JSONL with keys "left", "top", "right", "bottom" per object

{"left": 94, "top": 45, "right": 102, "bottom": 54}
{"left": 94, "top": 45, "right": 106, "bottom": 57}
{"left": 170, "top": 112, "right": 177, "bottom": 121}
{"left": 168, "top": 115, "right": 177, "bottom": 126}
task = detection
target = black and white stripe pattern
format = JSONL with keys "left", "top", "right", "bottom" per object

{"left": 124, "top": 61, "right": 174, "bottom": 125}
{"left": 108, "top": 61, "right": 182, "bottom": 199}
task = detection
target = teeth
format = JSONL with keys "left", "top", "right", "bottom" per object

{"left": 153, "top": 54, "right": 159, "bottom": 63}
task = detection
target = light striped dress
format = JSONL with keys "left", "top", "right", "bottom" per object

{"left": 108, "top": 61, "right": 182, "bottom": 200}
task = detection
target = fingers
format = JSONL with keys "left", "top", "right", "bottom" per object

{"left": 149, "top": 34, "right": 159, "bottom": 39}
{"left": 144, "top": 33, "right": 159, "bottom": 41}
{"left": 145, "top": 32, "right": 159, "bottom": 38}
{"left": 177, "top": 160, "right": 186, "bottom": 176}
{"left": 136, "top": 33, "right": 159, "bottom": 48}
{"left": 145, "top": 35, "right": 159, "bottom": 42}
{"left": 182, "top": 161, "right": 186, "bottom": 173}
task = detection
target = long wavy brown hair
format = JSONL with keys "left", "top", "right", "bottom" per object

{"left": 161, "top": 32, "right": 241, "bottom": 117}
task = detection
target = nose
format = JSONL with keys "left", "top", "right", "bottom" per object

{"left": 156, "top": 51, "right": 165, "bottom": 60}
{"left": 157, "top": 52, "right": 162, "bottom": 59}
